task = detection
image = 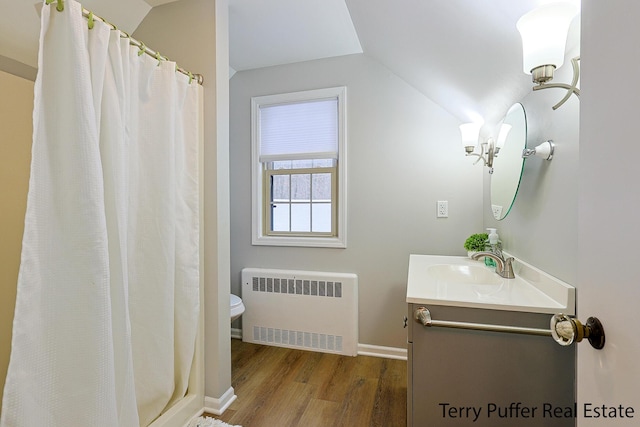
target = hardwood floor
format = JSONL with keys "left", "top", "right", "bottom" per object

{"left": 210, "top": 339, "right": 407, "bottom": 427}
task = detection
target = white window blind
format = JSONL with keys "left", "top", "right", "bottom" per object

{"left": 259, "top": 98, "right": 338, "bottom": 162}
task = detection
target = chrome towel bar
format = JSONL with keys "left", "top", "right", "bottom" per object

{"left": 414, "top": 307, "right": 605, "bottom": 349}
{"left": 414, "top": 307, "right": 551, "bottom": 336}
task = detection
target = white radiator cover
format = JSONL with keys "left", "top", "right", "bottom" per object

{"left": 241, "top": 268, "right": 358, "bottom": 356}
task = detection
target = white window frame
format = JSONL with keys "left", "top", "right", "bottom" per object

{"left": 251, "top": 87, "right": 347, "bottom": 248}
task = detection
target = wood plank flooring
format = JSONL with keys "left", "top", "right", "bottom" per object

{"left": 210, "top": 339, "right": 407, "bottom": 427}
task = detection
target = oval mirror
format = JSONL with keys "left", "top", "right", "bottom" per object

{"left": 490, "top": 103, "right": 526, "bottom": 220}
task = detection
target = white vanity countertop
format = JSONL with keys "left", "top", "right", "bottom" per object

{"left": 406, "top": 254, "right": 575, "bottom": 315}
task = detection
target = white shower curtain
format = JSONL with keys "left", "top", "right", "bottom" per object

{"left": 1, "top": 1, "right": 202, "bottom": 426}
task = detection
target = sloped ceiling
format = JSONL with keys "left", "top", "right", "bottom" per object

{"left": 229, "top": 0, "right": 362, "bottom": 72}
{"left": 229, "top": 0, "right": 581, "bottom": 130}
{"left": 0, "top": 0, "right": 580, "bottom": 132}
{"left": 346, "top": 0, "right": 539, "bottom": 126}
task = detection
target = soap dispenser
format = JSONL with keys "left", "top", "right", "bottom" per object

{"left": 484, "top": 228, "right": 502, "bottom": 267}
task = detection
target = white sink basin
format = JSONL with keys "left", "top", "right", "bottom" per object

{"left": 406, "top": 254, "right": 575, "bottom": 314}
{"left": 428, "top": 264, "right": 503, "bottom": 285}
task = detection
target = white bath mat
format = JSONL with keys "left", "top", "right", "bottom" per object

{"left": 187, "top": 415, "right": 242, "bottom": 427}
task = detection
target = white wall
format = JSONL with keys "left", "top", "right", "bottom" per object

{"left": 230, "top": 53, "right": 484, "bottom": 349}
{"left": 578, "top": 1, "right": 640, "bottom": 424}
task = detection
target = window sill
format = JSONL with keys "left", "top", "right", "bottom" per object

{"left": 252, "top": 234, "right": 346, "bottom": 248}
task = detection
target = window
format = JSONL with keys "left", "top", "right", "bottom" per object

{"left": 251, "top": 87, "right": 347, "bottom": 247}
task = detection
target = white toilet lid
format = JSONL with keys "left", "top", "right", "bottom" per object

{"left": 230, "top": 294, "right": 243, "bottom": 308}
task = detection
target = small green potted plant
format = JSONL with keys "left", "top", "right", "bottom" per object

{"left": 464, "top": 233, "right": 488, "bottom": 258}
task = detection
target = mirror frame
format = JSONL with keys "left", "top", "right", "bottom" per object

{"left": 490, "top": 103, "right": 527, "bottom": 220}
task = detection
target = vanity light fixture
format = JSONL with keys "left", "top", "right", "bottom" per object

{"left": 460, "top": 122, "right": 512, "bottom": 174}
{"left": 516, "top": 2, "right": 580, "bottom": 110}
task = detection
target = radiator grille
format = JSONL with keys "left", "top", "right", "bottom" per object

{"left": 241, "top": 268, "right": 358, "bottom": 356}
{"left": 252, "top": 327, "right": 343, "bottom": 352}
{"left": 252, "top": 276, "right": 343, "bottom": 297}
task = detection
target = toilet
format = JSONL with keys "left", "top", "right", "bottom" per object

{"left": 230, "top": 294, "right": 245, "bottom": 322}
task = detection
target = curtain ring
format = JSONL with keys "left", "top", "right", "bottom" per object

{"left": 138, "top": 42, "right": 146, "bottom": 57}
{"left": 45, "top": 0, "right": 64, "bottom": 11}
{"left": 88, "top": 11, "right": 94, "bottom": 29}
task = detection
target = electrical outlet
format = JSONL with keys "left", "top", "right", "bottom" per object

{"left": 492, "top": 204, "right": 503, "bottom": 219}
{"left": 437, "top": 201, "right": 448, "bottom": 218}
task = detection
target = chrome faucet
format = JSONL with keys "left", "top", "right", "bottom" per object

{"left": 471, "top": 251, "right": 515, "bottom": 279}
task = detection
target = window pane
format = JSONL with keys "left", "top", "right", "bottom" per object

{"left": 291, "top": 204, "right": 311, "bottom": 232}
{"left": 312, "top": 173, "right": 332, "bottom": 201}
{"left": 272, "top": 160, "right": 292, "bottom": 170}
{"left": 269, "top": 159, "right": 334, "bottom": 170}
{"left": 291, "top": 174, "right": 310, "bottom": 201}
{"left": 271, "top": 175, "right": 290, "bottom": 201}
{"left": 312, "top": 203, "right": 332, "bottom": 232}
{"left": 292, "top": 159, "right": 313, "bottom": 169}
{"left": 272, "top": 203, "right": 290, "bottom": 232}
{"left": 312, "top": 159, "right": 335, "bottom": 168}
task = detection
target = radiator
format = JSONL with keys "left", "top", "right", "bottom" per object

{"left": 241, "top": 268, "right": 358, "bottom": 356}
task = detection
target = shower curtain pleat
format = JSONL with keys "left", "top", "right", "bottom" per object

{"left": 171, "top": 79, "right": 201, "bottom": 409}
{"left": 0, "top": 1, "right": 201, "bottom": 426}
{"left": 100, "top": 29, "right": 139, "bottom": 427}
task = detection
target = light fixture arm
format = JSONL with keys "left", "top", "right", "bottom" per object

{"left": 465, "top": 139, "right": 496, "bottom": 173}
{"left": 532, "top": 56, "right": 580, "bottom": 110}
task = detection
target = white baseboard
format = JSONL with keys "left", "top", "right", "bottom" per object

{"left": 231, "top": 327, "right": 242, "bottom": 340}
{"left": 357, "top": 343, "right": 407, "bottom": 360}
{"left": 204, "top": 387, "right": 236, "bottom": 415}
{"left": 234, "top": 328, "right": 406, "bottom": 361}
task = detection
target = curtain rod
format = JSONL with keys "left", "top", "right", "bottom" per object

{"left": 44, "top": 0, "right": 204, "bottom": 85}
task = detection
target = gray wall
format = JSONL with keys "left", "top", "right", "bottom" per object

{"left": 484, "top": 44, "right": 580, "bottom": 286}
{"left": 230, "top": 53, "right": 484, "bottom": 349}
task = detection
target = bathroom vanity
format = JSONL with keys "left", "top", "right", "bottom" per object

{"left": 406, "top": 255, "right": 576, "bottom": 427}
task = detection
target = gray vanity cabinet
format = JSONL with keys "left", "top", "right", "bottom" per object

{"left": 407, "top": 304, "right": 576, "bottom": 427}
